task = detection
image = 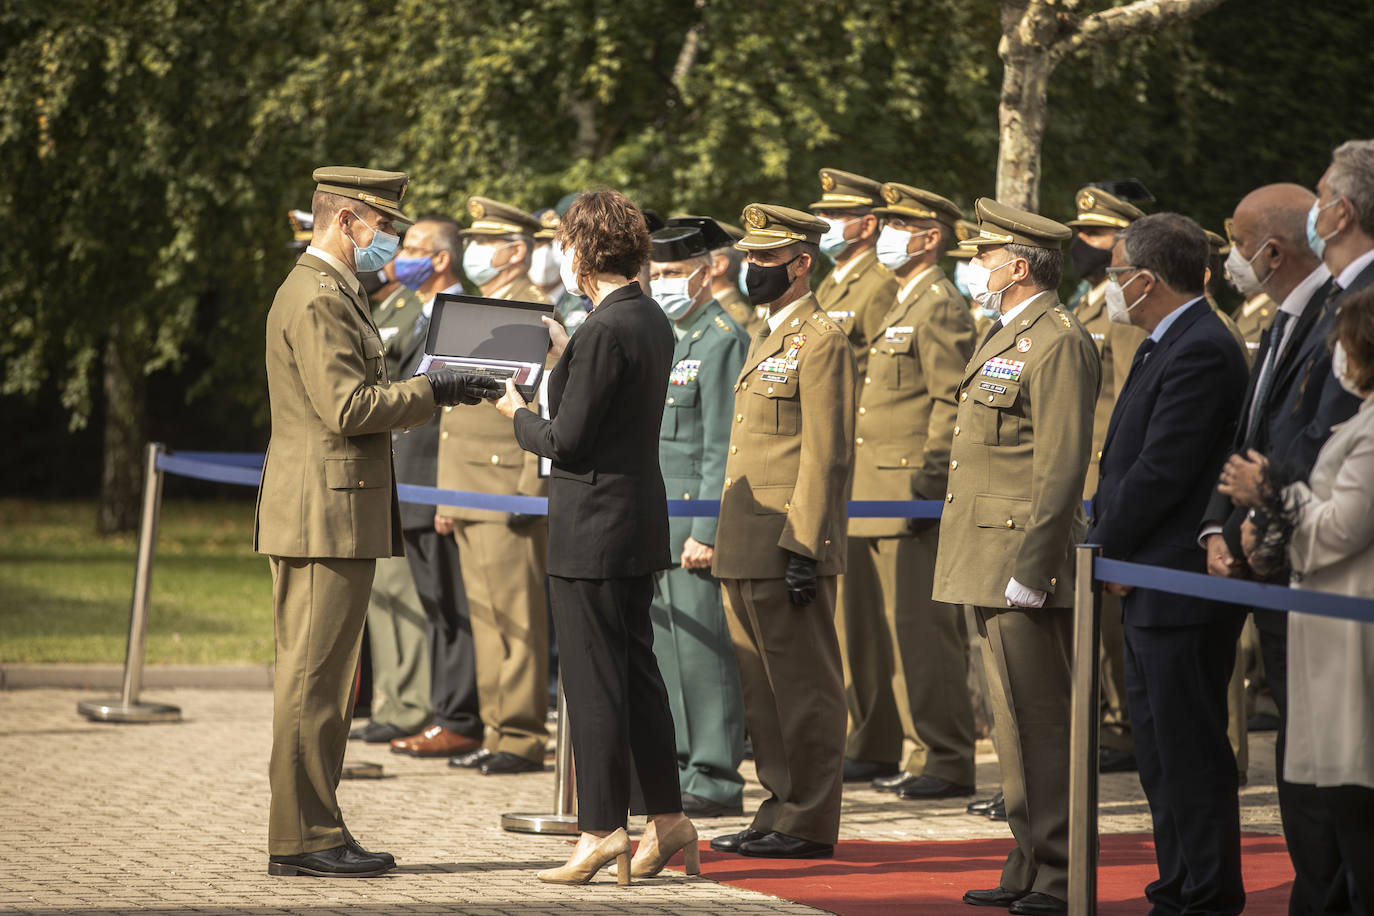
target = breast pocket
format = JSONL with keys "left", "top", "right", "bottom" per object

{"left": 747, "top": 379, "right": 799, "bottom": 436}
{"left": 879, "top": 335, "right": 916, "bottom": 389}
{"left": 361, "top": 333, "right": 386, "bottom": 384}
{"left": 663, "top": 385, "right": 699, "bottom": 438}
{"left": 972, "top": 381, "right": 1022, "bottom": 446}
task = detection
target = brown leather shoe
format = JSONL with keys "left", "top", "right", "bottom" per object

{"left": 389, "top": 725, "right": 481, "bottom": 757}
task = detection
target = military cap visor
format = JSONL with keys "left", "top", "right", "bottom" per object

{"left": 1066, "top": 187, "right": 1144, "bottom": 229}
{"left": 667, "top": 216, "right": 734, "bottom": 252}
{"left": 463, "top": 196, "right": 542, "bottom": 237}
{"left": 808, "top": 167, "right": 883, "bottom": 211}
{"left": 531, "top": 207, "right": 560, "bottom": 239}
{"left": 313, "top": 166, "right": 411, "bottom": 225}
{"left": 965, "top": 198, "right": 1072, "bottom": 250}
{"left": 735, "top": 203, "right": 827, "bottom": 250}
{"left": 874, "top": 183, "right": 963, "bottom": 227}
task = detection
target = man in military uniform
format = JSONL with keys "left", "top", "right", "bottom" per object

{"left": 710, "top": 204, "right": 855, "bottom": 859}
{"left": 431, "top": 197, "right": 552, "bottom": 775}
{"left": 695, "top": 218, "right": 756, "bottom": 332}
{"left": 1064, "top": 186, "right": 1148, "bottom": 776}
{"left": 1203, "top": 229, "right": 1257, "bottom": 364}
{"left": 809, "top": 168, "right": 899, "bottom": 382}
{"left": 255, "top": 167, "right": 500, "bottom": 877}
{"left": 645, "top": 221, "right": 751, "bottom": 818}
{"left": 834, "top": 182, "right": 980, "bottom": 800}
{"left": 528, "top": 207, "right": 565, "bottom": 305}
{"left": 932, "top": 198, "right": 1100, "bottom": 914}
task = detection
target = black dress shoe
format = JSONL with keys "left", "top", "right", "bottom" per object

{"left": 962, "top": 886, "right": 1025, "bottom": 907}
{"left": 341, "top": 828, "right": 394, "bottom": 867}
{"left": 967, "top": 791, "right": 1003, "bottom": 815}
{"left": 738, "top": 831, "right": 834, "bottom": 859}
{"left": 1098, "top": 746, "right": 1138, "bottom": 773}
{"left": 448, "top": 747, "right": 492, "bottom": 769}
{"left": 871, "top": 771, "right": 919, "bottom": 793}
{"left": 267, "top": 844, "right": 393, "bottom": 877}
{"left": 1009, "top": 891, "right": 1067, "bottom": 914}
{"left": 349, "top": 721, "right": 412, "bottom": 744}
{"left": 897, "top": 774, "right": 976, "bottom": 800}
{"left": 479, "top": 751, "right": 543, "bottom": 775}
{"left": 681, "top": 792, "right": 745, "bottom": 818}
{"left": 842, "top": 757, "right": 900, "bottom": 783}
{"left": 709, "top": 827, "right": 768, "bottom": 853}
{"left": 986, "top": 795, "right": 1007, "bottom": 822}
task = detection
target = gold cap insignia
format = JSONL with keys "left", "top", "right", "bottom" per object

{"left": 398, "top": 178, "right": 409, "bottom": 203}
{"left": 744, "top": 205, "right": 767, "bottom": 229}
{"left": 1077, "top": 189, "right": 1095, "bottom": 211}
{"left": 540, "top": 210, "right": 559, "bottom": 229}
{"left": 820, "top": 172, "right": 836, "bottom": 192}
{"left": 468, "top": 200, "right": 486, "bottom": 219}
{"left": 882, "top": 185, "right": 900, "bottom": 205}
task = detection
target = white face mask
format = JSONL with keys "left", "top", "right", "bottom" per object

{"left": 463, "top": 241, "right": 513, "bottom": 287}
{"left": 875, "top": 225, "right": 930, "bottom": 271}
{"left": 1332, "top": 341, "right": 1368, "bottom": 397}
{"left": 529, "top": 243, "right": 561, "bottom": 287}
{"left": 1224, "top": 239, "right": 1273, "bottom": 297}
{"left": 966, "top": 257, "right": 1016, "bottom": 319}
{"left": 650, "top": 264, "right": 706, "bottom": 321}
{"left": 1105, "top": 271, "right": 1148, "bottom": 325}
{"left": 558, "top": 242, "right": 582, "bottom": 296}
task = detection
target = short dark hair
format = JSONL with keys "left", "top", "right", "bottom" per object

{"left": 556, "top": 188, "right": 651, "bottom": 283}
{"left": 311, "top": 190, "right": 379, "bottom": 229}
{"left": 1119, "top": 212, "right": 1208, "bottom": 294}
{"left": 1003, "top": 242, "right": 1062, "bottom": 291}
{"left": 1337, "top": 286, "right": 1374, "bottom": 394}
{"left": 413, "top": 215, "right": 462, "bottom": 261}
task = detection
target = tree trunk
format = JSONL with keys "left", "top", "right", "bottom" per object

{"left": 98, "top": 319, "right": 147, "bottom": 535}
{"left": 995, "top": 46, "right": 1052, "bottom": 212}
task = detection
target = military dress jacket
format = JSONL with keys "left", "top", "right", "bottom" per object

{"left": 254, "top": 252, "right": 436, "bottom": 559}
{"left": 1234, "top": 293, "right": 1276, "bottom": 358}
{"left": 436, "top": 275, "right": 550, "bottom": 523}
{"left": 716, "top": 286, "right": 760, "bottom": 335}
{"left": 850, "top": 266, "right": 976, "bottom": 538}
{"left": 816, "top": 247, "right": 898, "bottom": 373}
{"left": 372, "top": 286, "right": 424, "bottom": 379}
{"left": 1075, "top": 279, "right": 1147, "bottom": 498}
{"left": 660, "top": 301, "right": 749, "bottom": 551}
{"left": 931, "top": 292, "right": 1101, "bottom": 608}
{"left": 711, "top": 294, "right": 856, "bottom": 580}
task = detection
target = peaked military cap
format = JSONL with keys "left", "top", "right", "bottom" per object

{"left": 966, "top": 198, "right": 1072, "bottom": 250}
{"left": 808, "top": 168, "right": 883, "bottom": 211}
{"left": 464, "top": 196, "right": 542, "bottom": 237}
{"left": 735, "top": 203, "right": 828, "bottom": 250}
{"left": 948, "top": 219, "right": 980, "bottom": 259}
{"left": 1066, "top": 186, "right": 1144, "bottom": 230}
{"left": 287, "top": 209, "right": 313, "bottom": 249}
{"left": 313, "top": 166, "right": 410, "bottom": 224}
{"left": 651, "top": 227, "right": 709, "bottom": 262}
{"left": 531, "top": 207, "right": 560, "bottom": 239}
{"left": 875, "top": 183, "right": 963, "bottom": 226}
{"left": 668, "top": 215, "right": 734, "bottom": 251}
{"left": 1204, "top": 228, "right": 1230, "bottom": 256}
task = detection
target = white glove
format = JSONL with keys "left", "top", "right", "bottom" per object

{"left": 1005, "top": 577, "right": 1047, "bottom": 608}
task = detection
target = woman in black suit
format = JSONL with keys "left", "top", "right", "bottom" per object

{"left": 494, "top": 189, "right": 696, "bottom": 885}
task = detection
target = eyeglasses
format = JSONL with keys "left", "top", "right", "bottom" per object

{"left": 1104, "top": 265, "right": 1142, "bottom": 279}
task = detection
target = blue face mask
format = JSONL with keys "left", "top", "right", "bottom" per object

{"left": 392, "top": 255, "right": 435, "bottom": 291}
{"left": 351, "top": 217, "right": 399, "bottom": 274}
{"left": 953, "top": 260, "right": 972, "bottom": 298}
{"left": 737, "top": 260, "right": 750, "bottom": 295}
{"left": 819, "top": 217, "right": 854, "bottom": 260}
{"left": 1306, "top": 197, "right": 1341, "bottom": 260}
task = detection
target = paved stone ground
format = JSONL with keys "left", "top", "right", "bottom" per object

{"left": 0, "top": 688, "right": 1282, "bottom": 915}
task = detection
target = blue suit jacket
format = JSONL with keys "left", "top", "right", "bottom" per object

{"left": 1088, "top": 300, "right": 1250, "bottom": 626}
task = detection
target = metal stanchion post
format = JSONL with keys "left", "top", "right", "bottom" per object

{"left": 501, "top": 670, "right": 578, "bottom": 835}
{"left": 1067, "top": 544, "right": 1102, "bottom": 915}
{"left": 78, "top": 443, "right": 182, "bottom": 724}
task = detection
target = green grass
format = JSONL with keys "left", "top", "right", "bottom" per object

{"left": 0, "top": 499, "right": 273, "bottom": 664}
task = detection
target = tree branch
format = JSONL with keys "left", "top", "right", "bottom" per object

{"left": 1049, "top": 0, "right": 1227, "bottom": 66}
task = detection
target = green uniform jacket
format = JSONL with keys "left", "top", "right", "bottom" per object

{"left": 1074, "top": 279, "right": 1147, "bottom": 498}
{"left": 254, "top": 252, "right": 436, "bottom": 559}
{"left": 660, "top": 301, "right": 750, "bottom": 549}
{"left": 712, "top": 295, "right": 856, "bottom": 579}
{"left": 816, "top": 247, "right": 898, "bottom": 377}
{"left": 851, "top": 265, "right": 976, "bottom": 538}
{"left": 372, "top": 286, "right": 424, "bottom": 379}
{"left": 716, "top": 286, "right": 761, "bottom": 336}
{"left": 932, "top": 292, "right": 1101, "bottom": 608}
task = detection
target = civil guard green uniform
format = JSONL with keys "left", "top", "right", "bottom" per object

{"left": 836, "top": 183, "right": 979, "bottom": 793}
{"left": 648, "top": 222, "right": 752, "bottom": 815}
{"left": 931, "top": 198, "right": 1100, "bottom": 903}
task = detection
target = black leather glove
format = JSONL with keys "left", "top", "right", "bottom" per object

{"left": 506, "top": 512, "right": 541, "bottom": 531}
{"left": 783, "top": 551, "right": 818, "bottom": 607}
{"left": 425, "top": 370, "right": 505, "bottom": 406}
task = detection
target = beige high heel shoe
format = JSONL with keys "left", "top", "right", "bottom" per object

{"left": 626, "top": 818, "right": 701, "bottom": 878}
{"left": 536, "top": 828, "right": 632, "bottom": 886}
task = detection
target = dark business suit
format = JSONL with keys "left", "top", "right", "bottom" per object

{"left": 392, "top": 311, "right": 482, "bottom": 740}
{"left": 1089, "top": 299, "right": 1249, "bottom": 915}
{"left": 512, "top": 282, "right": 679, "bottom": 829}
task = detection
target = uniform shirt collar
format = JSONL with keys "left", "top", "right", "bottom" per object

{"left": 898, "top": 264, "right": 940, "bottom": 303}
{"left": 305, "top": 245, "right": 364, "bottom": 299}
{"left": 830, "top": 246, "right": 875, "bottom": 285}
{"left": 999, "top": 289, "right": 1053, "bottom": 328}
{"left": 767, "top": 294, "right": 814, "bottom": 333}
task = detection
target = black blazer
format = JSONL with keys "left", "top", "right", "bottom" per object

{"left": 514, "top": 283, "right": 674, "bottom": 579}
{"left": 1088, "top": 300, "right": 1249, "bottom": 626}
{"left": 391, "top": 317, "right": 442, "bottom": 530}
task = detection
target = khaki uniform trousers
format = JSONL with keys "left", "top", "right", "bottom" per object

{"left": 268, "top": 556, "right": 375, "bottom": 855}
{"left": 363, "top": 555, "right": 431, "bottom": 733}
{"left": 840, "top": 528, "right": 976, "bottom": 783}
{"left": 722, "top": 576, "right": 846, "bottom": 845}
{"left": 975, "top": 605, "right": 1073, "bottom": 901}
{"left": 451, "top": 519, "right": 549, "bottom": 763}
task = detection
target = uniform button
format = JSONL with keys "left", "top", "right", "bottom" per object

{"left": 1005, "top": 519, "right": 1015, "bottom": 528}
{"left": 950, "top": 459, "right": 958, "bottom": 470}
{"left": 729, "top": 445, "right": 737, "bottom": 454}
{"left": 864, "top": 376, "right": 872, "bottom": 385}
{"left": 683, "top": 493, "right": 691, "bottom": 500}
{"left": 869, "top": 347, "right": 877, "bottom": 355}
{"left": 987, "top": 395, "right": 995, "bottom": 403}
{"left": 824, "top": 538, "right": 831, "bottom": 546}
{"left": 856, "top": 437, "right": 864, "bottom": 445}
{"left": 954, "top": 425, "right": 961, "bottom": 436}
{"left": 357, "top": 480, "right": 365, "bottom": 488}
{"left": 490, "top": 455, "right": 500, "bottom": 465}
{"left": 667, "top": 397, "right": 675, "bottom": 405}
{"left": 784, "top": 502, "right": 791, "bottom": 511}
{"left": 900, "top": 458, "right": 908, "bottom": 467}
{"left": 858, "top": 406, "right": 866, "bottom": 415}
{"left": 724, "top": 477, "right": 733, "bottom": 488}
{"left": 444, "top": 405, "right": 453, "bottom": 413}
{"left": 440, "top": 431, "right": 449, "bottom": 440}
{"left": 767, "top": 386, "right": 774, "bottom": 394}
{"left": 736, "top": 413, "right": 744, "bottom": 423}
{"left": 1050, "top": 577, "right": 1058, "bottom": 587}
{"left": 742, "top": 382, "right": 749, "bottom": 390}
{"left": 1096, "top": 449, "right": 1104, "bottom": 459}
{"left": 945, "top": 493, "right": 954, "bottom": 503}
{"left": 960, "top": 392, "right": 968, "bottom": 401}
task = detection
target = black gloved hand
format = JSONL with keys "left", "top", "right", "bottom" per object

{"left": 425, "top": 370, "right": 505, "bottom": 406}
{"left": 783, "top": 551, "right": 818, "bottom": 607}
{"left": 506, "top": 512, "right": 541, "bottom": 531}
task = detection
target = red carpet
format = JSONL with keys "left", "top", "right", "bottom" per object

{"left": 675, "top": 833, "right": 1293, "bottom": 915}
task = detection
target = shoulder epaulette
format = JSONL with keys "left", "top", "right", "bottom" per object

{"left": 1053, "top": 307, "right": 1073, "bottom": 329}
{"left": 713, "top": 315, "right": 732, "bottom": 333}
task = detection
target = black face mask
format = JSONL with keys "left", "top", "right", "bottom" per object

{"left": 745, "top": 255, "right": 801, "bottom": 306}
{"left": 1070, "top": 237, "right": 1113, "bottom": 282}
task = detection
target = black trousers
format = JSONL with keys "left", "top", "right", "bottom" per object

{"left": 1323, "top": 784, "right": 1374, "bottom": 914}
{"left": 1253, "top": 609, "right": 1350, "bottom": 915}
{"left": 549, "top": 574, "right": 681, "bottom": 831}
{"left": 1124, "top": 612, "right": 1246, "bottom": 916}
{"left": 403, "top": 527, "right": 482, "bottom": 739}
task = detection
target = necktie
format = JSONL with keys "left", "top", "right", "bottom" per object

{"left": 980, "top": 319, "right": 1003, "bottom": 350}
{"left": 1118, "top": 337, "right": 1156, "bottom": 401}
{"left": 410, "top": 310, "right": 431, "bottom": 347}
{"left": 1244, "top": 309, "right": 1292, "bottom": 444}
